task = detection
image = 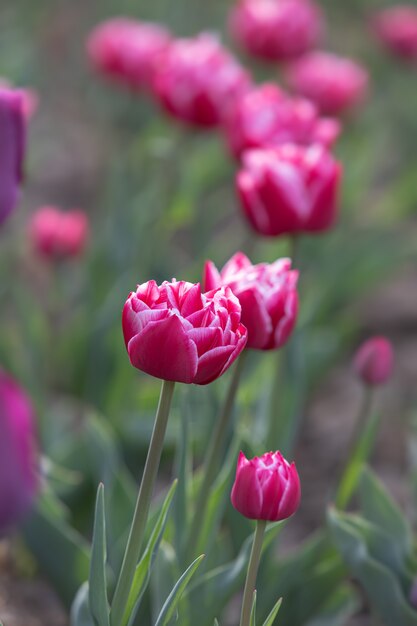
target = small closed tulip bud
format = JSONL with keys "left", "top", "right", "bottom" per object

{"left": 354, "top": 336, "right": 394, "bottom": 387}
{"left": 285, "top": 51, "right": 369, "bottom": 116}
{"left": 236, "top": 144, "right": 342, "bottom": 237}
{"left": 229, "top": 0, "right": 323, "bottom": 62}
{"left": 152, "top": 33, "right": 251, "bottom": 128}
{"left": 0, "top": 371, "right": 38, "bottom": 535}
{"left": 204, "top": 253, "right": 298, "bottom": 350}
{"left": 231, "top": 450, "right": 301, "bottom": 521}
{"left": 372, "top": 6, "right": 417, "bottom": 61}
{"left": 29, "top": 206, "right": 89, "bottom": 260}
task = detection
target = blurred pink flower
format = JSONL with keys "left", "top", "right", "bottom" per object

{"left": 0, "top": 79, "right": 39, "bottom": 119}
{"left": 372, "top": 5, "right": 417, "bottom": 60}
{"left": 354, "top": 336, "right": 394, "bottom": 386}
{"left": 30, "top": 206, "right": 89, "bottom": 260}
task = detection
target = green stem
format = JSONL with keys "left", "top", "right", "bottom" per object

{"left": 187, "top": 353, "right": 247, "bottom": 560}
{"left": 110, "top": 379, "right": 175, "bottom": 626}
{"left": 289, "top": 235, "right": 300, "bottom": 269}
{"left": 240, "top": 520, "right": 267, "bottom": 626}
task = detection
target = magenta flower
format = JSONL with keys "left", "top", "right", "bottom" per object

{"left": 286, "top": 51, "right": 369, "bottom": 116}
{"left": 224, "top": 83, "right": 340, "bottom": 160}
{"left": 152, "top": 33, "right": 251, "bottom": 128}
{"left": 30, "top": 206, "right": 89, "bottom": 260}
{"left": 0, "top": 371, "right": 38, "bottom": 535}
{"left": 0, "top": 88, "right": 25, "bottom": 227}
{"left": 204, "top": 253, "right": 298, "bottom": 350}
{"left": 354, "top": 336, "right": 394, "bottom": 387}
{"left": 236, "top": 144, "right": 342, "bottom": 237}
{"left": 231, "top": 450, "right": 301, "bottom": 521}
{"left": 122, "top": 280, "right": 248, "bottom": 384}
{"left": 229, "top": 0, "right": 323, "bottom": 62}
{"left": 372, "top": 6, "right": 417, "bottom": 61}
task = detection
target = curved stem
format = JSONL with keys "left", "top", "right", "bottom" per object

{"left": 187, "top": 353, "right": 247, "bottom": 560}
{"left": 110, "top": 379, "right": 175, "bottom": 626}
{"left": 240, "top": 520, "right": 267, "bottom": 626}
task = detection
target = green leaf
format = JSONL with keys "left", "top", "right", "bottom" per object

{"left": 155, "top": 555, "right": 205, "bottom": 626}
{"left": 70, "top": 583, "right": 95, "bottom": 626}
{"left": 305, "top": 584, "right": 358, "bottom": 626}
{"left": 123, "top": 481, "right": 178, "bottom": 626}
{"left": 213, "top": 620, "right": 219, "bottom": 626}
{"left": 250, "top": 590, "right": 257, "bottom": 626}
{"left": 89, "top": 484, "right": 110, "bottom": 626}
{"left": 262, "top": 598, "right": 282, "bottom": 626}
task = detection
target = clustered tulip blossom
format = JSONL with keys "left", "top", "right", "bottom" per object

{"left": 372, "top": 5, "right": 417, "bottom": 61}
{"left": 286, "top": 51, "right": 369, "bottom": 116}
{"left": 122, "top": 280, "right": 248, "bottom": 384}
{"left": 236, "top": 144, "right": 342, "bottom": 237}
{"left": 231, "top": 450, "right": 301, "bottom": 521}
{"left": 204, "top": 253, "right": 298, "bottom": 350}
{"left": 152, "top": 33, "right": 251, "bottom": 127}
{"left": 0, "top": 371, "right": 38, "bottom": 535}
{"left": 0, "top": 87, "right": 26, "bottom": 227}
{"left": 29, "top": 206, "right": 89, "bottom": 260}
{"left": 224, "top": 83, "right": 340, "bottom": 160}
{"left": 87, "top": 18, "right": 171, "bottom": 91}
{"left": 354, "top": 336, "right": 394, "bottom": 387}
{"left": 229, "top": 0, "right": 323, "bottom": 62}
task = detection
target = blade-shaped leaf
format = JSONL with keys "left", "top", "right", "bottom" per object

{"left": 71, "top": 583, "right": 95, "bottom": 626}
{"left": 155, "top": 555, "right": 205, "bottom": 626}
{"left": 250, "top": 590, "right": 257, "bottom": 626}
{"left": 89, "top": 484, "right": 110, "bottom": 626}
{"left": 262, "top": 598, "right": 282, "bottom": 626}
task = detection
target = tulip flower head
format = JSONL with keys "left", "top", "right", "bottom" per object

{"left": 0, "top": 87, "right": 26, "bottom": 227}
{"left": 354, "top": 336, "right": 394, "bottom": 387}
{"left": 224, "top": 83, "right": 340, "bottom": 159}
{"left": 372, "top": 6, "right": 417, "bottom": 61}
{"left": 30, "top": 206, "right": 89, "bottom": 261}
{"left": 236, "top": 144, "right": 342, "bottom": 237}
{"left": 204, "top": 253, "right": 298, "bottom": 350}
{"left": 123, "top": 280, "right": 248, "bottom": 384}
{"left": 286, "top": 51, "right": 369, "bottom": 116}
{"left": 0, "top": 371, "right": 38, "bottom": 535}
{"left": 231, "top": 450, "right": 301, "bottom": 521}
{"left": 152, "top": 33, "right": 251, "bottom": 127}
{"left": 229, "top": 0, "right": 323, "bottom": 62}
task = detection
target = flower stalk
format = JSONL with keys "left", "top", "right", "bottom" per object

{"left": 240, "top": 520, "right": 267, "bottom": 626}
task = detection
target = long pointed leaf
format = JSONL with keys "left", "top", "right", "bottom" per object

{"left": 155, "top": 555, "right": 205, "bottom": 626}
{"left": 250, "top": 590, "right": 257, "bottom": 626}
{"left": 262, "top": 598, "right": 282, "bottom": 626}
{"left": 89, "top": 484, "right": 110, "bottom": 626}
{"left": 71, "top": 583, "right": 94, "bottom": 626}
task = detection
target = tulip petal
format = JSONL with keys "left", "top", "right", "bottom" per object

{"left": 193, "top": 344, "right": 236, "bottom": 385}
{"left": 203, "top": 260, "right": 222, "bottom": 292}
{"left": 237, "top": 287, "right": 272, "bottom": 349}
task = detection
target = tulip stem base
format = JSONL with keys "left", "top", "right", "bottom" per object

{"left": 240, "top": 519, "right": 267, "bottom": 626}
{"left": 110, "top": 379, "right": 175, "bottom": 626}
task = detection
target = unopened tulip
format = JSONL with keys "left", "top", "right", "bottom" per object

{"left": 236, "top": 144, "right": 342, "bottom": 237}
{"left": 229, "top": 0, "right": 323, "bottom": 62}
{"left": 0, "top": 88, "right": 25, "bottom": 226}
{"left": 224, "top": 83, "right": 340, "bottom": 159}
{"left": 152, "top": 33, "right": 251, "bottom": 127}
{"left": 87, "top": 18, "right": 171, "bottom": 90}
{"left": 30, "top": 206, "right": 89, "bottom": 260}
{"left": 231, "top": 450, "right": 300, "bottom": 521}
{"left": 354, "top": 336, "right": 394, "bottom": 387}
{"left": 123, "top": 280, "right": 247, "bottom": 384}
{"left": 372, "top": 6, "right": 417, "bottom": 61}
{"left": 204, "top": 253, "right": 298, "bottom": 350}
{"left": 286, "top": 52, "right": 369, "bottom": 116}
{"left": 0, "top": 371, "right": 38, "bottom": 534}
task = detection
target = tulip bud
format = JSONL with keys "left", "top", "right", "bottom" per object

{"left": 231, "top": 450, "right": 301, "bottom": 521}
{"left": 152, "top": 33, "right": 251, "bottom": 127}
{"left": 122, "top": 280, "right": 247, "bottom": 384}
{"left": 0, "top": 88, "right": 26, "bottom": 227}
{"left": 285, "top": 52, "right": 369, "bottom": 116}
{"left": 224, "top": 83, "right": 340, "bottom": 160}
{"left": 372, "top": 6, "right": 417, "bottom": 61}
{"left": 29, "top": 206, "right": 89, "bottom": 260}
{"left": 236, "top": 144, "right": 342, "bottom": 237}
{"left": 353, "top": 336, "right": 394, "bottom": 387}
{"left": 229, "top": 0, "right": 323, "bottom": 62}
{"left": 204, "top": 252, "right": 298, "bottom": 350}
{"left": 0, "top": 371, "right": 38, "bottom": 535}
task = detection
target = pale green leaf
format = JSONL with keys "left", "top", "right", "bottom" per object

{"left": 155, "top": 555, "right": 205, "bottom": 626}
{"left": 89, "top": 484, "right": 110, "bottom": 626}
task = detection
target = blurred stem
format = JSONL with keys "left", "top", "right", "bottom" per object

{"left": 289, "top": 235, "right": 300, "bottom": 269}
{"left": 240, "top": 520, "right": 267, "bottom": 626}
{"left": 187, "top": 352, "right": 247, "bottom": 560}
{"left": 110, "top": 379, "right": 175, "bottom": 626}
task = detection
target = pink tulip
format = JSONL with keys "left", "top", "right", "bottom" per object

{"left": 87, "top": 18, "right": 171, "bottom": 90}
{"left": 0, "top": 88, "right": 26, "bottom": 226}
{"left": 231, "top": 450, "right": 301, "bottom": 521}
{"left": 229, "top": 0, "right": 323, "bottom": 62}
{"left": 354, "top": 336, "right": 394, "bottom": 387}
{"left": 122, "top": 280, "right": 248, "bottom": 384}
{"left": 286, "top": 52, "right": 369, "bottom": 116}
{"left": 30, "top": 206, "right": 89, "bottom": 260}
{"left": 224, "top": 83, "right": 340, "bottom": 160}
{"left": 152, "top": 33, "right": 251, "bottom": 127}
{"left": 236, "top": 144, "right": 342, "bottom": 237}
{"left": 204, "top": 253, "right": 298, "bottom": 350}
{"left": 372, "top": 6, "right": 417, "bottom": 61}
{"left": 0, "top": 79, "right": 39, "bottom": 120}
{"left": 0, "top": 371, "right": 38, "bottom": 534}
